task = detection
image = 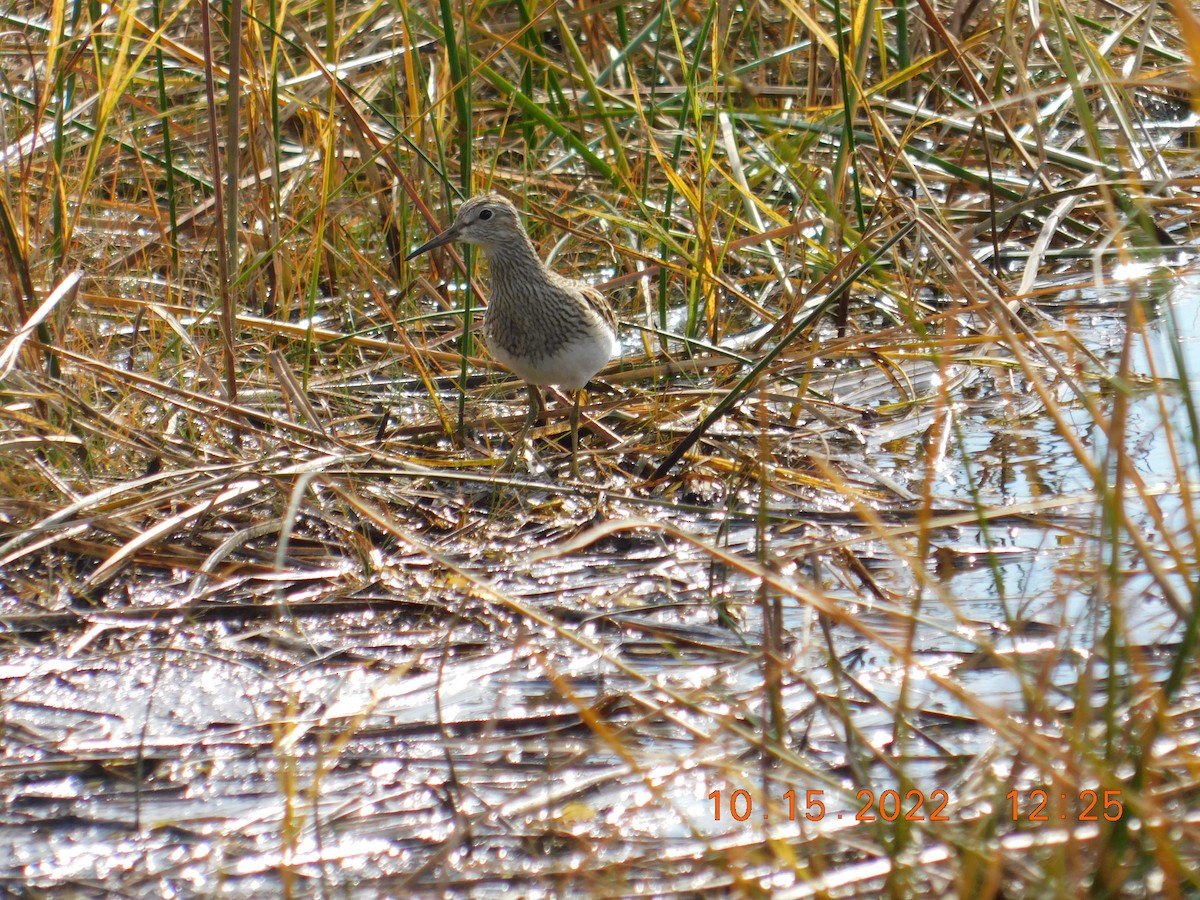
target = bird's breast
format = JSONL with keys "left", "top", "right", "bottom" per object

{"left": 483, "top": 294, "right": 617, "bottom": 389}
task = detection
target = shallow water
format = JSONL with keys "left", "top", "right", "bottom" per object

{"left": 2, "top": 269, "right": 1198, "bottom": 896}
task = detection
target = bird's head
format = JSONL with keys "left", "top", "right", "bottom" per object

{"left": 406, "top": 194, "right": 525, "bottom": 258}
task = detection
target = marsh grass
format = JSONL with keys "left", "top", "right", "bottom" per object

{"left": 0, "top": 0, "right": 1199, "bottom": 895}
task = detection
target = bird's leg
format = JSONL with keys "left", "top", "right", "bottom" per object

{"left": 503, "top": 383, "right": 543, "bottom": 470}
{"left": 569, "top": 389, "right": 583, "bottom": 478}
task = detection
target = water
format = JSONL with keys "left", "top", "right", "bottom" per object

{"left": 2, "top": 272, "right": 1198, "bottom": 895}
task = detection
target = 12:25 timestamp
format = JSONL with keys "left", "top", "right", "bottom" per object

{"left": 1007, "top": 789, "right": 1124, "bottom": 822}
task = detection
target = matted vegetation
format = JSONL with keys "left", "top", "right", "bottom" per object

{"left": 1, "top": 0, "right": 1199, "bottom": 895}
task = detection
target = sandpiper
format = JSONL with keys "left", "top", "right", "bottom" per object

{"left": 406, "top": 193, "right": 619, "bottom": 473}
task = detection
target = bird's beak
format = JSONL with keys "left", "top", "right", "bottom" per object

{"left": 405, "top": 224, "right": 461, "bottom": 260}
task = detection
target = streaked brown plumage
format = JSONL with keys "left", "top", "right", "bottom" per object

{"left": 406, "top": 193, "right": 618, "bottom": 471}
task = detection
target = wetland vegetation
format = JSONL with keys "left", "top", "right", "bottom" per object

{"left": 1, "top": 0, "right": 1199, "bottom": 895}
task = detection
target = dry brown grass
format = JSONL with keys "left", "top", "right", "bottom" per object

{"left": 0, "top": 0, "right": 1198, "bottom": 894}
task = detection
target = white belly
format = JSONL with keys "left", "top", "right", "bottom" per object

{"left": 488, "top": 330, "right": 618, "bottom": 390}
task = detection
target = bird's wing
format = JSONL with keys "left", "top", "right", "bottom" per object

{"left": 578, "top": 282, "right": 617, "bottom": 333}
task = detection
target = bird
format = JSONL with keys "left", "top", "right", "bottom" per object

{"left": 405, "top": 193, "right": 619, "bottom": 474}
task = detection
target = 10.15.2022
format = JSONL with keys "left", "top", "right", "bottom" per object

{"left": 708, "top": 788, "right": 951, "bottom": 823}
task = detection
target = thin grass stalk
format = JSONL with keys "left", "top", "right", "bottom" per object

{"left": 1166, "top": 0, "right": 1200, "bottom": 117}
{"left": 887, "top": 350, "right": 956, "bottom": 888}
{"left": 660, "top": 2, "right": 714, "bottom": 338}
{"left": 830, "top": 0, "right": 866, "bottom": 234}
{"left": 1121, "top": 299, "right": 1200, "bottom": 606}
{"left": 756, "top": 384, "right": 786, "bottom": 747}
{"left": 272, "top": 694, "right": 303, "bottom": 897}
{"left": 225, "top": 0, "right": 243, "bottom": 276}
{"left": 73, "top": 2, "right": 138, "bottom": 249}
{"left": 893, "top": 0, "right": 910, "bottom": 85}
{"left": 518, "top": 0, "right": 537, "bottom": 150}
{"left": 266, "top": 0, "right": 284, "bottom": 306}
{"left": 1158, "top": 299, "right": 1200, "bottom": 550}
{"left": 152, "top": 0, "right": 178, "bottom": 274}
{"left": 1108, "top": 294, "right": 1140, "bottom": 730}
{"left": 647, "top": 3, "right": 711, "bottom": 341}
{"left": 48, "top": 0, "right": 75, "bottom": 270}
{"left": 200, "top": 0, "right": 237, "bottom": 405}
{"left": 302, "top": 3, "right": 340, "bottom": 392}
{"left": 437, "top": 0, "right": 472, "bottom": 433}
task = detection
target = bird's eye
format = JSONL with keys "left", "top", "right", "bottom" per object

{"left": 478, "top": 208, "right": 493, "bottom": 221}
